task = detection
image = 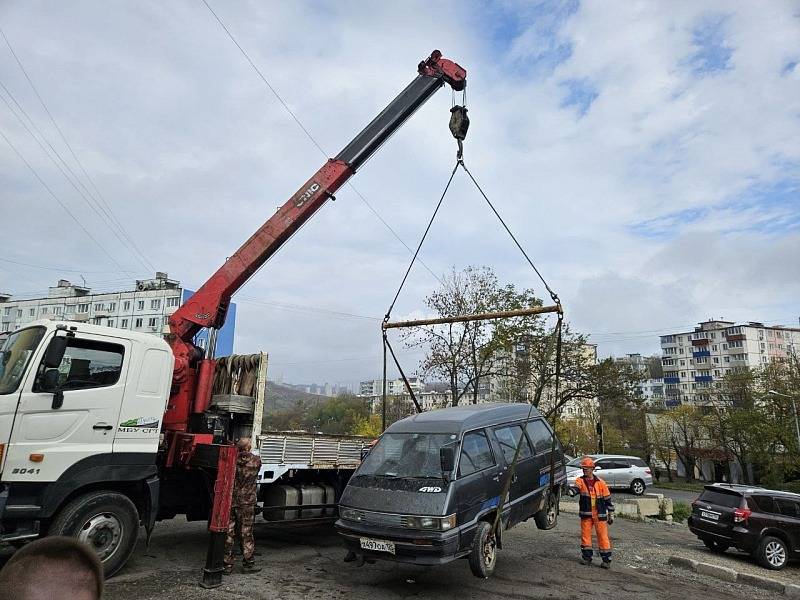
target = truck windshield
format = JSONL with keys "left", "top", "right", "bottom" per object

{"left": 358, "top": 433, "right": 457, "bottom": 479}
{"left": 0, "top": 326, "right": 46, "bottom": 395}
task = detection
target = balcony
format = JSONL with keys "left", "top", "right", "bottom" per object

{"left": 692, "top": 350, "right": 710, "bottom": 358}
{"left": 663, "top": 376, "right": 680, "bottom": 384}
{"left": 726, "top": 333, "right": 745, "bottom": 341}
{"left": 695, "top": 375, "right": 713, "bottom": 383}
{"left": 665, "top": 398, "right": 681, "bottom": 408}
{"left": 691, "top": 338, "right": 709, "bottom": 346}
{"left": 662, "top": 363, "right": 678, "bottom": 372}
{"left": 665, "top": 387, "right": 681, "bottom": 397}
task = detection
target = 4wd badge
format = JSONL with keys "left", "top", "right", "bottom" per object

{"left": 418, "top": 486, "right": 442, "bottom": 493}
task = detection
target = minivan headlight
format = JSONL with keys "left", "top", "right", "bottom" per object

{"left": 340, "top": 507, "right": 364, "bottom": 522}
{"left": 404, "top": 514, "right": 456, "bottom": 531}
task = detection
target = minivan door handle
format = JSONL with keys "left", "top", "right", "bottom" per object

{"left": 93, "top": 423, "right": 113, "bottom": 431}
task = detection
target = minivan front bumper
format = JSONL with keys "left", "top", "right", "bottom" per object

{"left": 335, "top": 519, "right": 463, "bottom": 565}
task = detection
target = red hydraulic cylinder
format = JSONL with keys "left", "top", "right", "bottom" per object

{"left": 193, "top": 358, "right": 216, "bottom": 414}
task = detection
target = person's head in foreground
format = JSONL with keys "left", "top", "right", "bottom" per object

{"left": 0, "top": 535, "right": 103, "bottom": 600}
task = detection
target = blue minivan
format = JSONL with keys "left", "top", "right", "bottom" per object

{"left": 335, "top": 403, "right": 567, "bottom": 578}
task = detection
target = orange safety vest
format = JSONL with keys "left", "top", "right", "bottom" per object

{"left": 575, "top": 476, "right": 614, "bottom": 521}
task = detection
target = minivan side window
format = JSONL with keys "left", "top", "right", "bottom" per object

{"left": 493, "top": 425, "right": 533, "bottom": 464}
{"left": 525, "top": 419, "right": 553, "bottom": 455}
{"left": 36, "top": 338, "right": 124, "bottom": 392}
{"left": 458, "top": 430, "right": 495, "bottom": 477}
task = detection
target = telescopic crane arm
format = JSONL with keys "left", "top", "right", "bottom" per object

{"left": 164, "top": 50, "right": 466, "bottom": 433}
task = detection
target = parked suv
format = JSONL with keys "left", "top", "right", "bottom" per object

{"left": 688, "top": 484, "right": 800, "bottom": 570}
{"left": 566, "top": 454, "right": 653, "bottom": 495}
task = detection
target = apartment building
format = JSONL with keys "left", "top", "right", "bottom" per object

{"left": 660, "top": 319, "right": 800, "bottom": 406}
{"left": 613, "top": 353, "right": 665, "bottom": 407}
{"left": 0, "top": 272, "right": 236, "bottom": 355}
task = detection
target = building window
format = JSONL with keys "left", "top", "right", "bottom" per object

{"left": 167, "top": 296, "right": 180, "bottom": 307}
{"left": 123, "top": 301, "right": 131, "bottom": 311}
{"left": 148, "top": 317, "right": 157, "bottom": 327}
{"left": 108, "top": 319, "right": 115, "bottom": 328}
{"left": 150, "top": 299, "right": 161, "bottom": 310}
{"left": 41, "top": 307, "right": 48, "bottom": 315}
{"left": 134, "top": 318, "right": 143, "bottom": 328}
{"left": 16, "top": 309, "right": 22, "bottom": 318}
{"left": 163, "top": 316, "right": 169, "bottom": 325}
{"left": 712, "top": 345, "right": 717, "bottom": 351}
{"left": 679, "top": 348, "right": 684, "bottom": 354}
{"left": 92, "top": 318, "right": 102, "bottom": 325}
{"left": 29, "top": 308, "right": 35, "bottom": 317}
{"left": 65, "top": 305, "right": 75, "bottom": 315}
{"left": 137, "top": 301, "right": 145, "bottom": 311}
{"left": 95, "top": 303, "right": 104, "bottom": 311}
{"left": 54, "top": 306, "right": 63, "bottom": 315}
{"left": 121, "top": 319, "right": 128, "bottom": 328}
{"left": 108, "top": 302, "right": 116, "bottom": 311}
{"left": 78, "top": 304, "right": 89, "bottom": 313}
{"left": 713, "top": 357, "right": 719, "bottom": 363}
{"left": 3, "top": 307, "right": 9, "bottom": 316}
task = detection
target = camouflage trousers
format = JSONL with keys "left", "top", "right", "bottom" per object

{"left": 224, "top": 506, "right": 256, "bottom": 567}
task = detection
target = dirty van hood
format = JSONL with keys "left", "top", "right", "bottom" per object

{"left": 341, "top": 475, "right": 448, "bottom": 516}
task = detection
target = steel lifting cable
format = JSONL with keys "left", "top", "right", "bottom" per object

{"left": 379, "top": 136, "right": 566, "bottom": 540}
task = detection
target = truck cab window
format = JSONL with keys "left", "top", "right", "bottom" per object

{"left": 0, "top": 326, "right": 46, "bottom": 395}
{"left": 37, "top": 338, "right": 124, "bottom": 391}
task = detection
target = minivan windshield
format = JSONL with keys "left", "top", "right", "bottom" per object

{"left": 358, "top": 433, "right": 457, "bottom": 479}
{"left": 0, "top": 326, "right": 46, "bottom": 395}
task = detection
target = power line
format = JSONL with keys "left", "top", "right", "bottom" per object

{"left": 0, "top": 27, "right": 155, "bottom": 273}
{"left": 0, "top": 84, "right": 143, "bottom": 274}
{"left": 0, "top": 257, "right": 135, "bottom": 275}
{"left": 199, "top": 0, "right": 443, "bottom": 286}
{"left": 0, "top": 127, "right": 130, "bottom": 273}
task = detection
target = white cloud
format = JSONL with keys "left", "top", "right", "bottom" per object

{"left": 0, "top": 1, "right": 798, "bottom": 383}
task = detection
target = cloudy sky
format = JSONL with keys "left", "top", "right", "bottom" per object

{"left": 1, "top": 1, "right": 798, "bottom": 386}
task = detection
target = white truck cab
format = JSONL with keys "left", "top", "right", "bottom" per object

{"left": 0, "top": 320, "right": 173, "bottom": 573}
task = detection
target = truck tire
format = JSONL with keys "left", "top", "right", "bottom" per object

{"left": 49, "top": 490, "right": 140, "bottom": 577}
{"left": 469, "top": 521, "right": 497, "bottom": 578}
{"left": 534, "top": 490, "right": 559, "bottom": 530}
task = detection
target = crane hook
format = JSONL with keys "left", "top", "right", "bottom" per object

{"left": 449, "top": 105, "right": 469, "bottom": 161}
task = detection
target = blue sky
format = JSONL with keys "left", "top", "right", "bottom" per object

{"left": 0, "top": 1, "right": 798, "bottom": 384}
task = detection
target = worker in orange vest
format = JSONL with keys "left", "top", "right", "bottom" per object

{"left": 571, "top": 456, "right": 614, "bottom": 568}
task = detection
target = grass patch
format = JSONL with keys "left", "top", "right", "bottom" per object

{"left": 654, "top": 480, "right": 705, "bottom": 492}
{"left": 672, "top": 501, "right": 692, "bottom": 523}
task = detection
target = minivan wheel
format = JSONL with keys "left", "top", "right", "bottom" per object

{"left": 469, "top": 521, "right": 497, "bottom": 578}
{"left": 630, "top": 479, "right": 645, "bottom": 496}
{"left": 756, "top": 536, "right": 788, "bottom": 570}
{"left": 702, "top": 539, "right": 729, "bottom": 553}
{"left": 534, "top": 491, "right": 559, "bottom": 530}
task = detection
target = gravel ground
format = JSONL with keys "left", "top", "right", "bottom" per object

{"left": 2, "top": 512, "right": 794, "bottom": 599}
{"left": 104, "top": 512, "right": 794, "bottom": 599}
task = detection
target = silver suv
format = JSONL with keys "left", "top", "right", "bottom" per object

{"left": 566, "top": 454, "right": 653, "bottom": 496}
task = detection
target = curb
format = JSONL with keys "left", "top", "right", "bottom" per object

{"left": 668, "top": 555, "right": 795, "bottom": 596}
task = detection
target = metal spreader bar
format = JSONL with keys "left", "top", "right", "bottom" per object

{"left": 382, "top": 304, "right": 561, "bottom": 330}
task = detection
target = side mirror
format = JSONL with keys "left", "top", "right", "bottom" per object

{"left": 42, "top": 369, "right": 64, "bottom": 409}
{"left": 43, "top": 335, "right": 68, "bottom": 369}
{"left": 440, "top": 445, "right": 456, "bottom": 474}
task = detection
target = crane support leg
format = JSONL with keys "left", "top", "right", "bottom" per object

{"left": 201, "top": 444, "right": 237, "bottom": 588}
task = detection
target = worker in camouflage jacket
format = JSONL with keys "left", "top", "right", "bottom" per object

{"left": 224, "top": 437, "right": 263, "bottom": 574}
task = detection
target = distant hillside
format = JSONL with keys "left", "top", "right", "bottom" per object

{"left": 264, "top": 381, "right": 331, "bottom": 411}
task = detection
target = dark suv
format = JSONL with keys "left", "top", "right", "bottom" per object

{"left": 688, "top": 484, "right": 800, "bottom": 570}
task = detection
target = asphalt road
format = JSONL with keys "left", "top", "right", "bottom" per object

{"left": 92, "top": 512, "right": 785, "bottom": 600}
{"left": 617, "top": 485, "right": 699, "bottom": 504}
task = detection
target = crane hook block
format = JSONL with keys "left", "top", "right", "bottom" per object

{"left": 449, "top": 105, "right": 469, "bottom": 141}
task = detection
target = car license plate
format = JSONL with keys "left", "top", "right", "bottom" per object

{"left": 700, "top": 510, "right": 720, "bottom": 521}
{"left": 360, "top": 537, "right": 395, "bottom": 554}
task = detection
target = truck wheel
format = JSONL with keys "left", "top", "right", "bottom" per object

{"left": 534, "top": 491, "right": 559, "bottom": 530}
{"left": 49, "top": 491, "right": 140, "bottom": 577}
{"left": 755, "top": 535, "right": 788, "bottom": 570}
{"left": 469, "top": 521, "right": 497, "bottom": 578}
